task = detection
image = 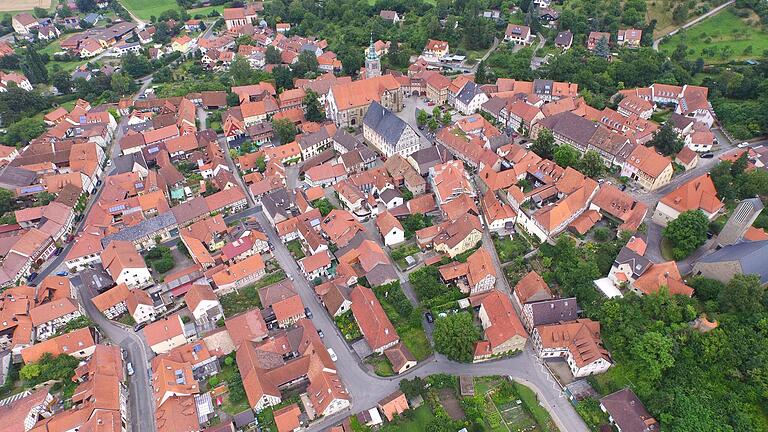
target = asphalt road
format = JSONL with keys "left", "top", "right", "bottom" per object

{"left": 74, "top": 275, "right": 156, "bottom": 432}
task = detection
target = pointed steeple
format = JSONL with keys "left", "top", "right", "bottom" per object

{"left": 367, "top": 33, "right": 378, "bottom": 60}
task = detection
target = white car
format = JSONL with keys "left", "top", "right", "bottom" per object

{"left": 127, "top": 362, "right": 134, "bottom": 376}
{"left": 738, "top": 142, "right": 750, "bottom": 148}
{"left": 327, "top": 348, "right": 337, "bottom": 362}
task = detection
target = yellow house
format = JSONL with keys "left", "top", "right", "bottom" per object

{"left": 172, "top": 35, "right": 194, "bottom": 53}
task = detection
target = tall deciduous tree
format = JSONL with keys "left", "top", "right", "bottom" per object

{"left": 433, "top": 312, "right": 480, "bottom": 363}
{"left": 303, "top": 89, "right": 325, "bottom": 122}
{"left": 272, "top": 118, "right": 297, "bottom": 144}
{"left": 648, "top": 122, "right": 684, "bottom": 155}
{"left": 531, "top": 129, "right": 556, "bottom": 159}
{"left": 662, "top": 209, "right": 709, "bottom": 260}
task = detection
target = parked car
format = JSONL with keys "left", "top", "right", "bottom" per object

{"left": 55, "top": 271, "right": 68, "bottom": 277}
{"left": 54, "top": 247, "right": 64, "bottom": 256}
{"left": 425, "top": 311, "right": 434, "bottom": 323}
{"left": 28, "top": 272, "right": 38, "bottom": 282}
{"left": 317, "top": 329, "right": 324, "bottom": 338}
{"left": 127, "top": 362, "right": 134, "bottom": 376}
{"left": 304, "top": 307, "right": 313, "bottom": 319}
{"left": 133, "top": 322, "right": 147, "bottom": 332}
{"left": 738, "top": 142, "right": 750, "bottom": 148}
{"left": 327, "top": 348, "right": 337, "bottom": 362}
{"left": 702, "top": 153, "right": 715, "bottom": 159}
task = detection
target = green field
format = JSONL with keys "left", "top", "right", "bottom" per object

{"left": 120, "top": 0, "right": 228, "bottom": 20}
{"left": 659, "top": 7, "right": 768, "bottom": 64}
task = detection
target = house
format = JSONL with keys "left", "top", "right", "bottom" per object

{"left": 379, "top": 10, "right": 401, "bottom": 24}
{"left": 675, "top": 146, "right": 698, "bottom": 171}
{"left": 512, "top": 270, "right": 553, "bottom": 311}
{"left": 223, "top": 7, "right": 257, "bottom": 30}
{"left": 125, "top": 288, "right": 157, "bottom": 324}
{"left": 521, "top": 297, "right": 578, "bottom": 332}
{"left": 363, "top": 101, "right": 421, "bottom": 157}
{"left": 554, "top": 31, "right": 573, "bottom": 50}
{"left": 589, "top": 184, "right": 648, "bottom": 233}
{"left": 430, "top": 160, "right": 475, "bottom": 205}
{"left": 211, "top": 253, "right": 266, "bottom": 294}
{"left": 652, "top": 174, "right": 723, "bottom": 226}
{"left": 100, "top": 240, "right": 152, "bottom": 289}
{"left": 185, "top": 283, "right": 223, "bottom": 326}
{"left": 618, "top": 95, "right": 654, "bottom": 119}
{"left": 438, "top": 248, "right": 496, "bottom": 295}
{"left": 12, "top": 13, "right": 39, "bottom": 35}
{"left": 631, "top": 261, "right": 694, "bottom": 297}
{"left": 274, "top": 404, "right": 301, "bottom": 432}
{"left": 375, "top": 211, "right": 405, "bottom": 246}
{"left": 91, "top": 283, "right": 130, "bottom": 320}
{"left": 350, "top": 285, "right": 399, "bottom": 354}
{"left": 454, "top": 82, "right": 489, "bottom": 115}
{"left": 587, "top": 31, "right": 611, "bottom": 52}
{"left": 688, "top": 129, "right": 715, "bottom": 152}
{"left": 617, "top": 29, "right": 642, "bottom": 48}
{"left": 620, "top": 145, "right": 673, "bottom": 192}
{"left": 504, "top": 24, "right": 533, "bottom": 45}
{"left": 327, "top": 75, "right": 403, "bottom": 129}
{"left": 299, "top": 251, "right": 332, "bottom": 281}
{"left": 378, "top": 391, "right": 409, "bottom": 421}
{"left": 258, "top": 280, "right": 306, "bottom": 328}
{"left": 0, "top": 387, "right": 54, "bottom": 432}
{"left": 144, "top": 314, "right": 187, "bottom": 354}
{"left": 474, "top": 290, "right": 528, "bottom": 362}
{"left": 384, "top": 343, "right": 417, "bottom": 374}
{"left": 30, "top": 298, "right": 83, "bottom": 341}
{"left": 422, "top": 39, "right": 449, "bottom": 61}
{"left": 532, "top": 319, "right": 612, "bottom": 377}
{"left": 417, "top": 214, "right": 483, "bottom": 258}
{"left": 480, "top": 191, "right": 516, "bottom": 232}
{"left": 692, "top": 240, "right": 768, "bottom": 285}
{"left": 21, "top": 327, "right": 96, "bottom": 363}
{"left": 600, "top": 388, "right": 659, "bottom": 432}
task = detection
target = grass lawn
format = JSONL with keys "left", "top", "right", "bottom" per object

{"left": 116, "top": 314, "right": 136, "bottom": 326}
{"left": 334, "top": 310, "right": 362, "bottom": 340}
{"left": 647, "top": 0, "right": 711, "bottom": 38}
{"left": 493, "top": 235, "right": 529, "bottom": 263}
{"left": 659, "top": 7, "right": 768, "bottom": 64}
{"left": 391, "top": 243, "right": 419, "bottom": 269}
{"left": 399, "top": 325, "right": 432, "bottom": 361}
{"left": 512, "top": 381, "right": 558, "bottom": 432}
{"left": 219, "top": 270, "right": 286, "bottom": 316}
{"left": 285, "top": 239, "right": 305, "bottom": 259}
{"left": 381, "top": 405, "right": 435, "bottom": 432}
{"left": 650, "top": 109, "right": 672, "bottom": 125}
{"left": 366, "top": 355, "right": 395, "bottom": 377}
{"left": 119, "top": 0, "right": 179, "bottom": 21}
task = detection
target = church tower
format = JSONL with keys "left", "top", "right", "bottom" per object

{"left": 365, "top": 35, "right": 381, "bottom": 79}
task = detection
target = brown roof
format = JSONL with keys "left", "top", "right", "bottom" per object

{"left": 350, "top": 285, "right": 398, "bottom": 351}
{"left": 183, "top": 283, "right": 218, "bottom": 313}
{"left": 600, "top": 388, "right": 659, "bottom": 432}
{"left": 514, "top": 271, "right": 552, "bottom": 304}
{"left": 625, "top": 145, "right": 671, "bottom": 178}
{"left": 258, "top": 280, "right": 305, "bottom": 323}
{"left": 378, "top": 390, "right": 409, "bottom": 421}
{"left": 273, "top": 403, "right": 301, "bottom": 432}
{"left": 632, "top": 261, "right": 694, "bottom": 297}
{"left": 536, "top": 319, "right": 610, "bottom": 368}
{"left": 384, "top": 343, "right": 416, "bottom": 373}
{"left": 480, "top": 290, "right": 527, "bottom": 350}
{"left": 30, "top": 298, "right": 78, "bottom": 326}
{"left": 91, "top": 283, "right": 130, "bottom": 312}
{"left": 591, "top": 184, "right": 648, "bottom": 232}
{"left": 375, "top": 210, "right": 403, "bottom": 236}
{"left": 659, "top": 174, "right": 723, "bottom": 214}
{"left": 330, "top": 75, "right": 401, "bottom": 110}
{"left": 225, "top": 309, "right": 268, "bottom": 347}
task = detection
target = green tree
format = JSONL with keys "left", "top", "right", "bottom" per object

{"left": 402, "top": 213, "right": 431, "bottom": 239}
{"left": 595, "top": 35, "right": 610, "bottom": 58}
{"left": 531, "top": 129, "right": 556, "bottom": 159}
{"left": 294, "top": 50, "right": 319, "bottom": 77}
{"left": 230, "top": 55, "right": 253, "bottom": 86}
{"left": 433, "top": 312, "right": 480, "bottom": 363}
{"left": 417, "top": 110, "right": 428, "bottom": 126}
{"left": 22, "top": 45, "right": 48, "bottom": 84}
{"left": 303, "top": 89, "right": 325, "bottom": 122}
{"left": 121, "top": 52, "right": 152, "bottom": 78}
{"left": 648, "top": 122, "right": 684, "bottom": 156}
{"left": 475, "top": 60, "right": 488, "bottom": 84}
{"left": 265, "top": 46, "right": 281, "bottom": 64}
{"left": 553, "top": 145, "right": 580, "bottom": 168}
{"left": 272, "top": 118, "right": 297, "bottom": 144}
{"left": 272, "top": 66, "right": 293, "bottom": 90}
{"left": 441, "top": 110, "right": 452, "bottom": 126}
{"left": 0, "top": 188, "right": 14, "bottom": 215}
{"left": 579, "top": 150, "right": 605, "bottom": 178}
{"left": 662, "top": 210, "right": 709, "bottom": 260}
{"left": 52, "top": 70, "right": 73, "bottom": 95}
{"left": 20, "top": 363, "right": 41, "bottom": 381}
{"left": 255, "top": 155, "right": 266, "bottom": 172}
{"left": 313, "top": 198, "right": 334, "bottom": 216}
{"left": 427, "top": 117, "right": 438, "bottom": 132}
{"left": 631, "top": 331, "right": 675, "bottom": 381}
{"left": 4, "top": 118, "right": 45, "bottom": 147}
{"left": 110, "top": 72, "right": 134, "bottom": 95}
{"left": 718, "top": 274, "right": 765, "bottom": 315}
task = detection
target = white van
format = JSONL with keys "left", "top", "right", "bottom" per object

{"left": 327, "top": 348, "right": 337, "bottom": 362}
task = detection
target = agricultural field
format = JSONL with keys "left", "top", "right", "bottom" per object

{"left": 120, "top": 0, "right": 227, "bottom": 20}
{"left": 659, "top": 6, "right": 768, "bottom": 63}
{"left": 0, "top": 0, "right": 51, "bottom": 13}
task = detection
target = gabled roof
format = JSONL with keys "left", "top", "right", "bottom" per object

{"left": 632, "top": 261, "right": 693, "bottom": 297}
{"left": 350, "top": 285, "right": 398, "bottom": 351}
{"left": 659, "top": 173, "right": 722, "bottom": 214}
{"left": 363, "top": 101, "right": 410, "bottom": 146}
{"left": 480, "top": 290, "right": 527, "bottom": 350}
{"left": 514, "top": 271, "right": 552, "bottom": 304}
{"left": 600, "top": 388, "right": 659, "bottom": 432}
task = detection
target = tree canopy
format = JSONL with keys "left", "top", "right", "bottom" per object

{"left": 432, "top": 311, "right": 480, "bottom": 363}
{"left": 662, "top": 210, "right": 709, "bottom": 260}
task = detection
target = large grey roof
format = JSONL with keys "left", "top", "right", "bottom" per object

{"left": 456, "top": 81, "right": 481, "bottom": 105}
{"left": 298, "top": 127, "right": 331, "bottom": 150}
{"left": 614, "top": 246, "right": 652, "bottom": 278}
{"left": 533, "top": 79, "right": 554, "bottom": 96}
{"left": 261, "top": 188, "right": 295, "bottom": 220}
{"left": 363, "top": 101, "right": 409, "bottom": 146}
{"left": 333, "top": 129, "right": 361, "bottom": 152}
{"left": 698, "top": 240, "right": 768, "bottom": 283}
{"left": 112, "top": 152, "right": 148, "bottom": 175}
{"left": 537, "top": 112, "right": 599, "bottom": 147}
{"left": 101, "top": 212, "right": 178, "bottom": 247}
{"left": 529, "top": 297, "right": 579, "bottom": 327}
{"left": 0, "top": 166, "right": 37, "bottom": 188}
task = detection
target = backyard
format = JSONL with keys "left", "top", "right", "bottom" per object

{"left": 365, "top": 355, "right": 395, "bottom": 377}
{"left": 462, "top": 377, "right": 560, "bottom": 432}
{"left": 659, "top": 7, "right": 768, "bottom": 63}
{"left": 493, "top": 235, "right": 530, "bottom": 263}
{"left": 218, "top": 270, "right": 286, "bottom": 316}
{"left": 333, "top": 310, "right": 362, "bottom": 341}
{"left": 373, "top": 282, "right": 433, "bottom": 361}
{"left": 285, "top": 239, "right": 305, "bottom": 259}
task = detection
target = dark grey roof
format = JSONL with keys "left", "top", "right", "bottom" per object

{"left": 456, "top": 81, "right": 481, "bottom": 105}
{"left": 409, "top": 146, "right": 450, "bottom": 175}
{"left": 171, "top": 196, "right": 210, "bottom": 226}
{"left": 537, "top": 112, "right": 599, "bottom": 147}
{"left": 232, "top": 410, "right": 255, "bottom": 428}
{"left": 363, "top": 101, "right": 408, "bottom": 146}
{"left": 261, "top": 188, "right": 295, "bottom": 221}
{"left": 80, "top": 264, "right": 114, "bottom": 293}
{"left": 614, "top": 246, "right": 652, "bottom": 278}
{"left": 668, "top": 113, "right": 694, "bottom": 131}
{"left": 112, "top": 152, "right": 148, "bottom": 175}
{"left": 379, "top": 188, "right": 402, "bottom": 203}
{"left": 698, "top": 240, "right": 768, "bottom": 284}
{"left": 333, "top": 129, "right": 362, "bottom": 152}
{"left": 554, "top": 30, "right": 573, "bottom": 46}
{"left": 533, "top": 79, "right": 554, "bottom": 96}
{"left": 298, "top": 127, "right": 331, "bottom": 150}
{"left": 0, "top": 166, "right": 37, "bottom": 188}
{"left": 529, "top": 297, "right": 579, "bottom": 327}
{"left": 101, "top": 212, "right": 178, "bottom": 247}
{"left": 367, "top": 263, "right": 399, "bottom": 287}
{"left": 600, "top": 388, "right": 658, "bottom": 432}
{"left": 482, "top": 96, "right": 507, "bottom": 116}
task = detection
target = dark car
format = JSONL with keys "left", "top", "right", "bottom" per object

{"left": 317, "top": 329, "right": 324, "bottom": 338}
{"left": 304, "top": 307, "right": 313, "bottom": 319}
{"left": 702, "top": 153, "right": 715, "bottom": 159}
{"left": 28, "top": 272, "right": 39, "bottom": 282}
{"left": 425, "top": 311, "right": 434, "bottom": 323}
{"left": 54, "top": 247, "right": 64, "bottom": 256}
{"left": 133, "top": 322, "right": 147, "bottom": 332}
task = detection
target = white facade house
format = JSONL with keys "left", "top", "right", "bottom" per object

{"left": 363, "top": 101, "right": 421, "bottom": 158}
{"left": 454, "top": 82, "right": 489, "bottom": 115}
